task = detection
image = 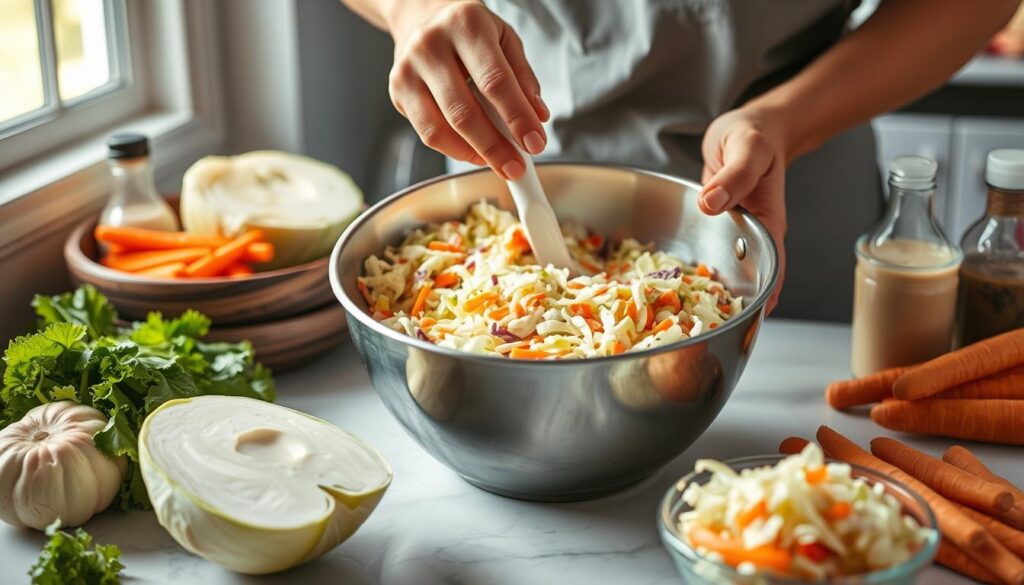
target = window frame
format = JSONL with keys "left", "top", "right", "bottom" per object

{"left": 0, "top": 0, "right": 146, "bottom": 172}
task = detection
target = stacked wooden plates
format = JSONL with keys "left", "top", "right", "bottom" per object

{"left": 64, "top": 206, "right": 347, "bottom": 372}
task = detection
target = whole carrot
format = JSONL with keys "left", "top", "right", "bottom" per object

{"left": 935, "top": 367, "right": 1024, "bottom": 400}
{"left": 102, "top": 247, "right": 210, "bottom": 272}
{"left": 893, "top": 328, "right": 1024, "bottom": 400}
{"left": 944, "top": 446, "right": 1024, "bottom": 499}
{"left": 957, "top": 504, "right": 1024, "bottom": 558}
{"left": 183, "top": 230, "right": 264, "bottom": 278}
{"left": 869, "top": 437, "right": 1014, "bottom": 515}
{"left": 825, "top": 366, "right": 909, "bottom": 409}
{"left": 135, "top": 261, "right": 186, "bottom": 279}
{"left": 778, "top": 437, "right": 810, "bottom": 455}
{"left": 936, "top": 539, "right": 1000, "bottom": 585}
{"left": 815, "top": 426, "right": 988, "bottom": 550}
{"left": 95, "top": 225, "right": 227, "bottom": 250}
{"left": 871, "top": 400, "right": 1024, "bottom": 446}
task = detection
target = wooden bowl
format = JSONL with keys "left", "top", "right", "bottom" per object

{"left": 65, "top": 212, "right": 336, "bottom": 326}
{"left": 204, "top": 303, "right": 348, "bottom": 373}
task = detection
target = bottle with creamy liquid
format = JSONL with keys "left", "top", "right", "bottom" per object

{"left": 955, "top": 149, "right": 1024, "bottom": 347}
{"left": 851, "top": 156, "right": 962, "bottom": 377}
{"left": 99, "top": 133, "right": 179, "bottom": 232}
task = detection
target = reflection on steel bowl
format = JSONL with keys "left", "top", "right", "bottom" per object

{"left": 330, "top": 164, "right": 778, "bottom": 501}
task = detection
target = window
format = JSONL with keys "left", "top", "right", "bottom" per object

{"left": 0, "top": 0, "right": 144, "bottom": 170}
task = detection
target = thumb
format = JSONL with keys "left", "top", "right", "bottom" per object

{"left": 700, "top": 131, "right": 775, "bottom": 215}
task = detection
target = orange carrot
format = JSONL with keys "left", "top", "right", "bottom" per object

{"left": 695, "top": 263, "right": 712, "bottom": 278}
{"left": 101, "top": 247, "right": 210, "bottom": 272}
{"left": 135, "top": 261, "right": 185, "bottom": 279}
{"left": 815, "top": 426, "right": 988, "bottom": 550}
{"left": 934, "top": 367, "right": 1024, "bottom": 400}
{"left": 509, "top": 348, "right": 552, "bottom": 360}
{"left": 243, "top": 242, "right": 275, "bottom": 264}
{"left": 464, "top": 292, "right": 499, "bottom": 313}
{"left": 225, "top": 263, "right": 254, "bottom": 278}
{"left": 653, "top": 290, "right": 682, "bottom": 313}
{"left": 652, "top": 318, "right": 674, "bottom": 334}
{"left": 611, "top": 341, "right": 627, "bottom": 355}
{"left": 943, "top": 446, "right": 1024, "bottom": 499}
{"left": 870, "top": 400, "right": 1024, "bottom": 446}
{"left": 687, "top": 526, "right": 791, "bottom": 573}
{"left": 893, "top": 328, "right": 1024, "bottom": 400}
{"left": 869, "top": 437, "right": 1014, "bottom": 515}
{"left": 804, "top": 466, "right": 828, "bottom": 485}
{"left": 737, "top": 500, "right": 767, "bottom": 530}
{"left": 825, "top": 501, "right": 852, "bottom": 521}
{"left": 936, "top": 540, "right": 1000, "bottom": 585}
{"left": 778, "top": 437, "right": 810, "bottom": 455}
{"left": 957, "top": 504, "right": 1024, "bottom": 558}
{"left": 569, "top": 303, "right": 594, "bottom": 319}
{"left": 357, "top": 280, "right": 373, "bottom": 305}
{"left": 626, "top": 301, "right": 638, "bottom": 323}
{"left": 95, "top": 225, "right": 227, "bottom": 250}
{"left": 411, "top": 285, "right": 432, "bottom": 317}
{"left": 428, "top": 241, "right": 462, "bottom": 253}
{"left": 488, "top": 306, "right": 510, "bottom": 320}
{"left": 825, "top": 366, "right": 910, "bottom": 409}
{"left": 182, "top": 230, "right": 265, "bottom": 278}
{"left": 434, "top": 272, "right": 460, "bottom": 288}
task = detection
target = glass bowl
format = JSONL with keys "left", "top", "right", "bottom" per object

{"left": 658, "top": 455, "right": 940, "bottom": 585}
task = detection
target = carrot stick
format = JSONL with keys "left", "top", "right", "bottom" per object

{"left": 427, "top": 241, "right": 462, "bottom": 253}
{"left": 871, "top": 400, "right": 1024, "bottom": 446}
{"left": 464, "top": 292, "right": 499, "bottom": 313}
{"left": 893, "top": 328, "right": 1024, "bottom": 400}
{"left": 825, "top": 366, "right": 909, "bottom": 409}
{"left": 869, "top": 437, "right": 1014, "bottom": 515}
{"left": 936, "top": 540, "right": 1000, "bottom": 585}
{"left": 434, "top": 272, "right": 460, "bottom": 289}
{"left": 652, "top": 318, "right": 674, "bottom": 334}
{"left": 935, "top": 367, "right": 1024, "bottom": 400}
{"left": 686, "top": 525, "right": 792, "bottom": 573}
{"left": 95, "top": 225, "right": 227, "bottom": 250}
{"left": 779, "top": 437, "right": 811, "bottom": 455}
{"left": 943, "top": 446, "right": 1024, "bottom": 499}
{"left": 225, "top": 263, "right": 254, "bottom": 278}
{"left": 411, "top": 285, "right": 432, "bottom": 317}
{"left": 134, "top": 261, "right": 185, "bottom": 279}
{"left": 242, "top": 242, "right": 275, "bottom": 264}
{"left": 509, "top": 348, "right": 553, "bottom": 360}
{"left": 182, "top": 230, "right": 264, "bottom": 278}
{"left": 957, "top": 504, "right": 1024, "bottom": 558}
{"left": 101, "top": 247, "right": 210, "bottom": 272}
{"left": 815, "top": 426, "right": 988, "bottom": 550}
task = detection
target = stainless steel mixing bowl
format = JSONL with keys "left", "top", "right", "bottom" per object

{"left": 329, "top": 163, "right": 779, "bottom": 502}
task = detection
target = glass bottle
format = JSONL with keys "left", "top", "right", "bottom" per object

{"left": 99, "top": 133, "right": 179, "bottom": 232}
{"left": 850, "top": 155, "right": 962, "bottom": 377}
{"left": 954, "top": 149, "right": 1024, "bottom": 347}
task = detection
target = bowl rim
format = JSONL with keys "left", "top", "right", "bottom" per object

{"left": 657, "top": 454, "right": 941, "bottom": 584}
{"left": 329, "top": 162, "right": 780, "bottom": 366}
{"left": 65, "top": 216, "right": 331, "bottom": 286}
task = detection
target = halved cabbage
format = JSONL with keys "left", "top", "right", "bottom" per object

{"left": 139, "top": 396, "right": 391, "bottom": 574}
{"left": 181, "top": 151, "right": 363, "bottom": 269}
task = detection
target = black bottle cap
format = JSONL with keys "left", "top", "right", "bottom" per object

{"left": 107, "top": 133, "right": 150, "bottom": 159}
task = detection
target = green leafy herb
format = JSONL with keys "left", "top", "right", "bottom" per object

{"left": 1, "top": 286, "right": 276, "bottom": 509}
{"left": 29, "top": 520, "right": 124, "bottom": 585}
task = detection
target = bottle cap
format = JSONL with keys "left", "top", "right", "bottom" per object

{"left": 107, "top": 133, "right": 150, "bottom": 159}
{"left": 889, "top": 155, "right": 937, "bottom": 189}
{"left": 986, "top": 149, "right": 1024, "bottom": 191}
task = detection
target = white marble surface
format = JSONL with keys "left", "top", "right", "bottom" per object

{"left": 2, "top": 319, "right": 1019, "bottom": 584}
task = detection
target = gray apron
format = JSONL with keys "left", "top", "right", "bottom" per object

{"left": 450, "top": 0, "right": 883, "bottom": 322}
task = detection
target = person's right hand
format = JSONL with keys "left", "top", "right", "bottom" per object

{"left": 387, "top": 0, "right": 549, "bottom": 180}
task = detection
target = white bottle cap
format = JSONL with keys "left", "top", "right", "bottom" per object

{"left": 986, "top": 149, "right": 1024, "bottom": 191}
{"left": 889, "top": 155, "right": 937, "bottom": 189}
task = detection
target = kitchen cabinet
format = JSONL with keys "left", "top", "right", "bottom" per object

{"left": 0, "top": 320, "right": 1006, "bottom": 584}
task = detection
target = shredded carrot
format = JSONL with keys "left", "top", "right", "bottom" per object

{"left": 569, "top": 303, "right": 594, "bottom": 319}
{"left": 804, "top": 466, "right": 827, "bottom": 485}
{"left": 626, "top": 301, "right": 638, "bottom": 323}
{"left": 434, "top": 272, "right": 460, "bottom": 288}
{"left": 509, "top": 348, "right": 551, "bottom": 360}
{"left": 654, "top": 290, "right": 682, "bottom": 313}
{"left": 709, "top": 323, "right": 719, "bottom": 329}
{"left": 428, "top": 241, "right": 462, "bottom": 253}
{"left": 737, "top": 500, "right": 768, "bottom": 530}
{"left": 652, "top": 318, "right": 674, "bottom": 334}
{"left": 687, "top": 526, "right": 791, "bottom": 573}
{"left": 567, "top": 282, "right": 585, "bottom": 290}
{"left": 419, "top": 317, "right": 436, "bottom": 329}
{"left": 488, "top": 305, "right": 510, "bottom": 320}
{"left": 611, "top": 341, "right": 627, "bottom": 355}
{"left": 357, "top": 280, "right": 373, "bottom": 305}
{"left": 825, "top": 501, "right": 852, "bottom": 521}
{"left": 411, "top": 285, "right": 432, "bottom": 317}
{"left": 718, "top": 303, "right": 732, "bottom": 314}
{"left": 578, "top": 258, "right": 601, "bottom": 273}
{"left": 696, "top": 263, "right": 712, "bottom": 277}
{"left": 464, "top": 292, "right": 499, "bottom": 312}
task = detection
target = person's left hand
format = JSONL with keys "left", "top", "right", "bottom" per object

{"left": 699, "top": 105, "right": 789, "bottom": 312}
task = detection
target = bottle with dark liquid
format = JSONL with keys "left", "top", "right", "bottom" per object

{"left": 955, "top": 149, "right": 1024, "bottom": 347}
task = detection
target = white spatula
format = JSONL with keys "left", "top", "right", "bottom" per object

{"left": 472, "top": 88, "right": 585, "bottom": 276}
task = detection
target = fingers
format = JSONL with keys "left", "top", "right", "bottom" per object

{"left": 699, "top": 130, "right": 776, "bottom": 215}
{"left": 392, "top": 75, "right": 482, "bottom": 164}
{"left": 497, "top": 21, "right": 549, "bottom": 123}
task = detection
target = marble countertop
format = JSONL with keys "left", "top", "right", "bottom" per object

{"left": 2, "top": 319, "right": 1019, "bottom": 584}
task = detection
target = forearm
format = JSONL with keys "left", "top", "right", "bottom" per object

{"left": 752, "top": 0, "right": 1019, "bottom": 161}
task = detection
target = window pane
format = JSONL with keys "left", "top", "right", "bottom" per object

{"left": 0, "top": 0, "right": 45, "bottom": 124}
{"left": 54, "top": 0, "right": 111, "bottom": 101}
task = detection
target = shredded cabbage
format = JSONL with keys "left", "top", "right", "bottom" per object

{"left": 679, "top": 444, "right": 934, "bottom": 580}
{"left": 358, "top": 201, "right": 742, "bottom": 359}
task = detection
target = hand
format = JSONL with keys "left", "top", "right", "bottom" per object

{"left": 699, "top": 106, "right": 789, "bottom": 312}
{"left": 386, "top": 0, "right": 549, "bottom": 180}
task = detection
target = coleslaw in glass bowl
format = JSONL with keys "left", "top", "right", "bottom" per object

{"left": 357, "top": 201, "right": 742, "bottom": 359}
{"left": 659, "top": 447, "right": 939, "bottom": 584}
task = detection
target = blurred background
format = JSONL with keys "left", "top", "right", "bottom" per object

{"left": 1, "top": 0, "right": 1023, "bottom": 338}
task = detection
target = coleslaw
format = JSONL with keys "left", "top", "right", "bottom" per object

{"left": 358, "top": 201, "right": 741, "bottom": 359}
{"left": 678, "top": 444, "right": 933, "bottom": 580}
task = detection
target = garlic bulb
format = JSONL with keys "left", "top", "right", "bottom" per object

{"left": 0, "top": 402, "right": 126, "bottom": 530}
